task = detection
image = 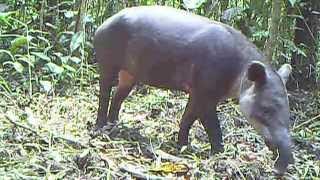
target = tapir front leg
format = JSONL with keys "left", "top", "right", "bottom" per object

{"left": 199, "top": 101, "right": 224, "bottom": 154}
{"left": 178, "top": 93, "right": 224, "bottom": 154}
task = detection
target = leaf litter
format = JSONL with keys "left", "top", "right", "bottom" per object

{"left": 0, "top": 84, "right": 319, "bottom": 179}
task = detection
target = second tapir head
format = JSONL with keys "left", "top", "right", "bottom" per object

{"left": 239, "top": 61, "right": 294, "bottom": 175}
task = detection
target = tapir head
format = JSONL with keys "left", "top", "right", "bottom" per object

{"left": 239, "top": 61, "right": 293, "bottom": 175}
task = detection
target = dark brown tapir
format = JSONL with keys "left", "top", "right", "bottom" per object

{"left": 93, "top": 6, "right": 294, "bottom": 174}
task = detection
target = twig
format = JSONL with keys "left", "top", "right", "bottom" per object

{"left": 53, "top": 134, "right": 88, "bottom": 149}
{"left": 296, "top": 7, "right": 317, "bottom": 44}
{"left": 4, "top": 114, "right": 39, "bottom": 135}
{"left": 293, "top": 114, "right": 320, "bottom": 130}
{"left": 155, "top": 149, "right": 193, "bottom": 163}
{"left": 4, "top": 114, "right": 88, "bottom": 149}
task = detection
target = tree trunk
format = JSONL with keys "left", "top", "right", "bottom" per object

{"left": 290, "top": 0, "right": 320, "bottom": 89}
{"left": 220, "top": 0, "right": 229, "bottom": 13}
{"left": 75, "top": 0, "right": 85, "bottom": 33}
{"left": 264, "top": 0, "right": 281, "bottom": 62}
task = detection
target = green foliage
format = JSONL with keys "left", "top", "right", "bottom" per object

{"left": 0, "top": 11, "right": 14, "bottom": 26}
{"left": 183, "top": 0, "right": 207, "bottom": 9}
{"left": 1, "top": 0, "right": 315, "bottom": 95}
{"left": 288, "top": 0, "right": 300, "bottom": 7}
{"left": 0, "top": 0, "right": 96, "bottom": 94}
{"left": 70, "top": 31, "right": 84, "bottom": 53}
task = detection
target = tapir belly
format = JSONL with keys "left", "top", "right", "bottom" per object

{"left": 122, "top": 57, "right": 195, "bottom": 93}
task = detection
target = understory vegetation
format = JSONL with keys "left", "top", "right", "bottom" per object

{"left": 0, "top": 0, "right": 319, "bottom": 179}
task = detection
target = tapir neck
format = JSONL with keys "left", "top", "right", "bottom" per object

{"left": 226, "top": 72, "right": 246, "bottom": 100}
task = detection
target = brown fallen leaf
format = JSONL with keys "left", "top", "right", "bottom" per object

{"left": 242, "top": 153, "right": 258, "bottom": 161}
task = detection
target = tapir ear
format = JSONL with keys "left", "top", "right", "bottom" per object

{"left": 247, "top": 61, "right": 266, "bottom": 84}
{"left": 277, "top": 64, "right": 292, "bottom": 85}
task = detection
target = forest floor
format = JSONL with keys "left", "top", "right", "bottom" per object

{"left": 0, "top": 82, "right": 319, "bottom": 179}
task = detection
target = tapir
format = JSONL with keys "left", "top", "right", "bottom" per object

{"left": 93, "top": 6, "right": 294, "bottom": 174}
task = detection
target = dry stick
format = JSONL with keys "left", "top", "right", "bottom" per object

{"left": 297, "top": 7, "right": 317, "bottom": 44}
{"left": 154, "top": 149, "right": 193, "bottom": 163}
{"left": 55, "top": 135, "right": 88, "bottom": 149}
{"left": 4, "top": 114, "right": 88, "bottom": 149}
{"left": 293, "top": 114, "right": 320, "bottom": 130}
{"left": 4, "top": 114, "right": 39, "bottom": 135}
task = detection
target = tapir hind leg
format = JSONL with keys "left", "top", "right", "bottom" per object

{"left": 178, "top": 96, "right": 198, "bottom": 147}
{"left": 96, "top": 66, "right": 118, "bottom": 129}
{"left": 107, "top": 70, "right": 136, "bottom": 123}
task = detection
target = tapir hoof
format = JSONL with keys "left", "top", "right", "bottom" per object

{"left": 210, "top": 145, "right": 224, "bottom": 156}
{"left": 274, "top": 153, "right": 294, "bottom": 176}
{"left": 94, "top": 118, "right": 108, "bottom": 130}
{"left": 177, "top": 144, "right": 189, "bottom": 153}
{"left": 274, "top": 166, "right": 287, "bottom": 176}
{"left": 90, "top": 122, "right": 116, "bottom": 137}
{"left": 177, "top": 137, "right": 188, "bottom": 148}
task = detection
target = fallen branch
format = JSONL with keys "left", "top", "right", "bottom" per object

{"left": 4, "top": 114, "right": 39, "bottom": 135}
{"left": 293, "top": 114, "right": 320, "bottom": 130}
{"left": 4, "top": 114, "right": 88, "bottom": 149}
{"left": 54, "top": 134, "right": 88, "bottom": 149}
